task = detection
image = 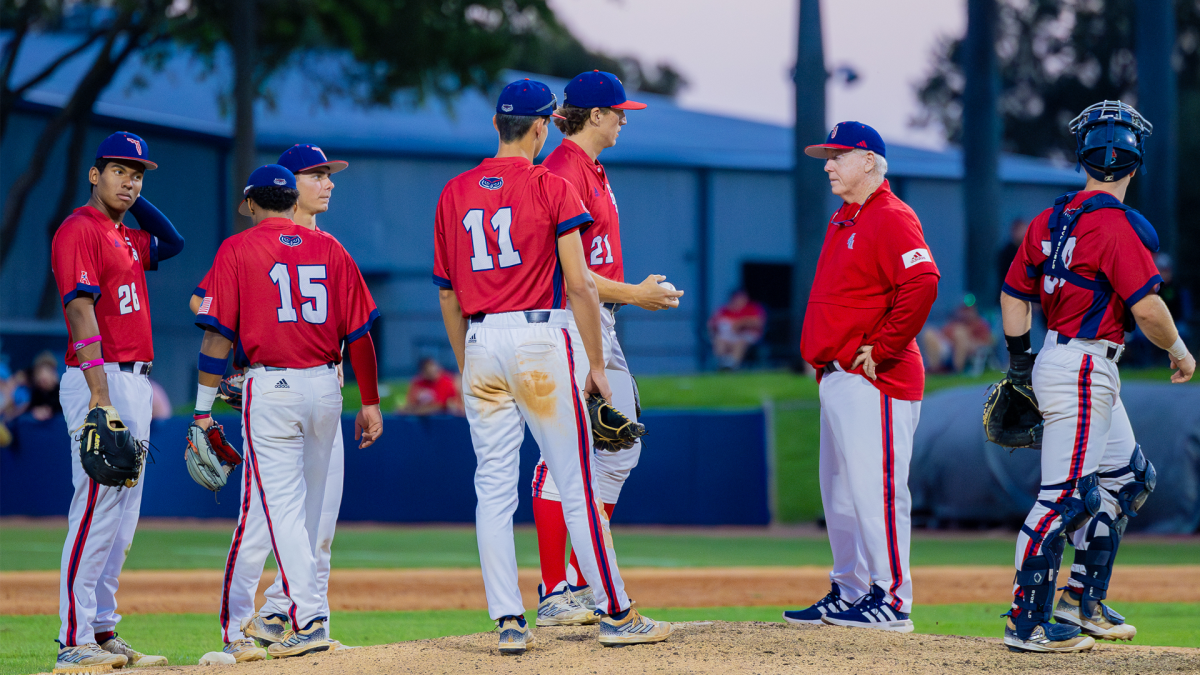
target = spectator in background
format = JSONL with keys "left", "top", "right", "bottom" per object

{"left": 26, "top": 351, "right": 63, "bottom": 422}
{"left": 402, "top": 357, "right": 463, "bottom": 416}
{"left": 709, "top": 289, "right": 767, "bottom": 371}
{"left": 0, "top": 362, "right": 28, "bottom": 447}
{"left": 997, "top": 217, "right": 1028, "bottom": 287}
{"left": 149, "top": 380, "right": 173, "bottom": 420}
{"left": 921, "top": 303, "right": 995, "bottom": 374}
{"left": 1125, "top": 253, "right": 1193, "bottom": 366}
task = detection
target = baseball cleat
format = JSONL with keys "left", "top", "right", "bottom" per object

{"left": 1004, "top": 616, "right": 1096, "bottom": 653}
{"left": 98, "top": 633, "right": 168, "bottom": 666}
{"left": 821, "top": 585, "right": 914, "bottom": 633}
{"left": 537, "top": 582, "right": 599, "bottom": 626}
{"left": 569, "top": 583, "right": 597, "bottom": 612}
{"left": 598, "top": 607, "right": 672, "bottom": 646}
{"left": 54, "top": 642, "right": 128, "bottom": 673}
{"left": 497, "top": 615, "right": 534, "bottom": 654}
{"left": 242, "top": 612, "right": 289, "bottom": 647}
{"left": 1053, "top": 590, "right": 1137, "bottom": 641}
{"left": 783, "top": 582, "right": 852, "bottom": 625}
{"left": 223, "top": 638, "right": 267, "bottom": 662}
{"left": 267, "top": 618, "right": 331, "bottom": 658}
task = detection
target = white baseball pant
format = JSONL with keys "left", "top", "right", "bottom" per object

{"left": 218, "top": 422, "right": 344, "bottom": 642}
{"left": 237, "top": 364, "right": 341, "bottom": 630}
{"left": 532, "top": 305, "right": 641, "bottom": 505}
{"left": 57, "top": 365, "right": 152, "bottom": 646}
{"left": 463, "top": 309, "right": 630, "bottom": 620}
{"left": 818, "top": 367, "right": 919, "bottom": 613}
{"left": 1015, "top": 332, "right": 1135, "bottom": 571}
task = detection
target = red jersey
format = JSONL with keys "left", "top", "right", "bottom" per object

{"left": 407, "top": 372, "right": 459, "bottom": 408}
{"left": 52, "top": 205, "right": 157, "bottom": 365}
{"left": 433, "top": 157, "right": 592, "bottom": 315}
{"left": 1003, "top": 191, "right": 1161, "bottom": 344}
{"left": 542, "top": 140, "right": 623, "bottom": 282}
{"left": 196, "top": 217, "right": 378, "bottom": 368}
{"left": 800, "top": 181, "right": 940, "bottom": 401}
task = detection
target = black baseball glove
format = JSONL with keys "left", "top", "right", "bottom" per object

{"left": 983, "top": 352, "right": 1043, "bottom": 449}
{"left": 587, "top": 394, "right": 647, "bottom": 452}
{"left": 79, "top": 406, "right": 144, "bottom": 488}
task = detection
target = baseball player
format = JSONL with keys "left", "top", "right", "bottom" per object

{"left": 192, "top": 164, "right": 382, "bottom": 658}
{"left": 434, "top": 79, "right": 671, "bottom": 653}
{"left": 51, "top": 132, "right": 184, "bottom": 670}
{"left": 529, "top": 70, "right": 683, "bottom": 625}
{"left": 998, "top": 101, "right": 1192, "bottom": 653}
{"left": 786, "top": 122, "right": 939, "bottom": 632}
{"left": 190, "top": 146, "right": 354, "bottom": 661}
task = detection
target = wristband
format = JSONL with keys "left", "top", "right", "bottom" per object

{"left": 73, "top": 335, "right": 102, "bottom": 351}
{"left": 198, "top": 352, "right": 228, "bottom": 376}
{"left": 1168, "top": 337, "right": 1189, "bottom": 362}
{"left": 1005, "top": 331, "right": 1032, "bottom": 355}
{"left": 79, "top": 359, "right": 104, "bottom": 371}
{"left": 196, "top": 384, "right": 218, "bottom": 413}
{"left": 193, "top": 412, "right": 211, "bottom": 421}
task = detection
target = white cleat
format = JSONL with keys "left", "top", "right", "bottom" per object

{"left": 598, "top": 607, "right": 673, "bottom": 646}
{"left": 54, "top": 642, "right": 128, "bottom": 673}
{"left": 98, "top": 634, "right": 168, "bottom": 666}
{"left": 537, "top": 582, "right": 599, "bottom": 626}
{"left": 497, "top": 615, "right": 534, "bottom": 654}
{"left": 222, "top": 638, "right": 267, "bottom": 662}
{"left": 1054, "top": 590, "right": 1137, "bottom": 641}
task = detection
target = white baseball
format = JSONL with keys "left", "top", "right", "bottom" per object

{"left": 658, "top": 281, "right": 677, "bottom": 292}
{"left": 199, "top": 651, "right": 237, "bottom": 665}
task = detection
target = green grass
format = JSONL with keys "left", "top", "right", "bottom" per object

{"left": 4, "top": 603, "right": 1196, "bottom": 675}
{"left": 4, "top": 525, "right": 1198, "bottom": 572}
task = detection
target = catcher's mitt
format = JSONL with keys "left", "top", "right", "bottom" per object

{"left": 79, "top": 406, "right": 143, "bottom": 488}
{"left": 217, "top": 372, "right": 244, "bottom": 412}
{"left": 587, "top": 394, "right": 646, "bottom": 452}
{"left": 983, "top": 354, "right": 1043, "bottom": 449}
{"left": 186, "top": 420, "right": 243, "bottom": 493}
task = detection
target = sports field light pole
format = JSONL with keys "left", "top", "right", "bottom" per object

{"left": 1135, "top": 0, "right": 1178, "bottom": 257}
{"left": 962, "top": 0, "right": 1001, "bottom": 312}
{"left": 790, "top": 0, "right": 828, "bottom": 364}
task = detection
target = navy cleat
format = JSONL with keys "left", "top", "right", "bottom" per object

{"left": 821, "top": 585, "right": 914, "bottom": 633}
{"left": 783, "top": 582, "right": 852, "bottom": 625}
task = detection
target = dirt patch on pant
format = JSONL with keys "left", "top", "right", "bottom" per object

{"left": 106, "top": 622, "right": 1200, "bottom": 675}
{"left": 5, "top": 566, "right": 1197, "bottom": 615}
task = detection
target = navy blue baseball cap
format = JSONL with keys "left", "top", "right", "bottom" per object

{"left": 96, "top": 131, "right": 157, "bottom": 170}
{"left": 277, "top": 144, "right": 348, "bottom": 174}
{"left": 239, "top": 164, "right": 297, "bottom": 215}
{"left": 563, "top": 71, "right": 646, "bottom": 111}
{"left": 805, "top": 121, "right": 886, "bottom": 158}
{"left": 496, "top": 78, "right": 558, "bottom": 116}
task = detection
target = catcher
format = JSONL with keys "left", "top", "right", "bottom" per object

{"left": 995, "top": 100, "right": 1192, "bottom": 654}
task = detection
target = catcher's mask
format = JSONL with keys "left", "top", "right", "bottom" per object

{"left": 1070, "top": 100, "right": 1152, "bottom": 183}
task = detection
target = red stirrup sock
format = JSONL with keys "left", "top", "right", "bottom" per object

{"left": 567, "top": 502, "right": 616, "bottom": 587}
{"left": 532, "top": 496, "right": 569, "bottom": 592}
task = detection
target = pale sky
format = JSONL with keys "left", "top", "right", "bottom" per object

{"left": 548, "top": 0, "right": 966, "bottom": 149}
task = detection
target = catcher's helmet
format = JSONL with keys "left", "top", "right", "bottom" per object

{"left": 1070, "top": 100, "right": 1152, "bottom": 182}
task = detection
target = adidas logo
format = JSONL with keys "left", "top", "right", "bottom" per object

{"left": 275, "top": 379, "right": 290, "bottom": 389}
{"left": 467, "top": 334, "right": 477, "bottom": 344}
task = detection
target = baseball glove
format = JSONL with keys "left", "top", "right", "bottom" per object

{"left": 983, "top": 353, "right": 1043, "bottom": 449}
{"left": 185, "top": 420, "right": 243, "bottom": 493}
{"left": 79, "top": 406, "right": 143, "bottom": 488}
{"left": 217, "top": 372, "right": 245, "bottom": 412}
{"left": 587, "top": 393, "right": 646, "bottom": 452}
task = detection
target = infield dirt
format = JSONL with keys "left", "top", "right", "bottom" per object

{"left": 5, "top": 565, "right": 1197, "bottom": 614}
{"left": 46, "top": 621, "right": 1200, "bottom": 675}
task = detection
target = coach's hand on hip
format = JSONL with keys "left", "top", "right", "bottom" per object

{"left": 851, "top": 344, "right": 879, "bottom": 380}
{"left": 356, "top": 404, "right": 383, "bottom": 448}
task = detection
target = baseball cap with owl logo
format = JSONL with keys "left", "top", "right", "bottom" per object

{"left": 95, "top": 131, "right": 157, "bottom": 170}
{"left": 239, "top": 164, "right": 297, "bottom": 216}
{"left": 495, "top": 78, "right": 558, "bottom": 116}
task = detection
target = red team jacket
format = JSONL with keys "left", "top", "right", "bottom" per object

{"left": 433, "top": 157, "right": 592, "bottom": 314}
{"left": 196, "top": 218, "right": 378, "bottom": 367}
{"left": 801, "top": 181, "right": 940, "bottom": 401}
{"left": 1002, "top": 190, "right": 1161, "bottom": 344}
{"left": 51, "top": 205, "right": 158, "bottom": 366}
{"left": 542, "top": 139, "right": 623, "bottom": 281}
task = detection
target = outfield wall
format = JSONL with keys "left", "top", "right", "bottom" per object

{"left": 0, "top": 410, "right": 770, "bottom": 526}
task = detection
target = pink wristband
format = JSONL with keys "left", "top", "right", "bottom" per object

{"left": 79, "top": 359, "right": 105, "bottom": 371}
{"left": 73, "top": 335, "right": 102, "bottom": 351}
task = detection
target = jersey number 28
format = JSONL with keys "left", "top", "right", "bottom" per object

{"left": 269, "top": 263, "right": 327, "bottom": 324}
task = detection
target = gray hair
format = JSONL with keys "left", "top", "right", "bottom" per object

{"left": 852, "top": 148, "right": 888, "bottom": 177}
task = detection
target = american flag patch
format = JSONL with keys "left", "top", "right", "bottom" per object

{"left": 198, "top": 297, "right": 213, "bottom": 314}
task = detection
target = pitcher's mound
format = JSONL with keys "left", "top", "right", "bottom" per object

{"left": 137, "top": 621, "right": 1199, "bottom": 675}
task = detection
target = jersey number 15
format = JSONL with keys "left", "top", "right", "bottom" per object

{"left": 269, "top": 263, "right": 328, "bottom": 324}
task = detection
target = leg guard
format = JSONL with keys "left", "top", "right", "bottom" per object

{"left": 1012, "top": 495, "right": 1089, "bottom": 638}
{"left": 1102, "top": 444, "right": 1156, "bottom": 534}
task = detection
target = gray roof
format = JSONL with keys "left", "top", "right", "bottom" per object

{"left": 6, "top": 31, "right": 1083, "bottom": 184}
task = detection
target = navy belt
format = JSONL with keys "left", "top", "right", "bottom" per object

{"left": 263, "top": 362, "right": 335, "bottom": 372}
{"left": 1056, "top": 333, "right": 1122, "bottom": 361}
{"left": 469, "top": 311, "right": 551, "bottom": 324}
{"left": 118, "top": 361, "right": 152, "bottom": 376}
{"left": 602, "top": 303, "right": 622, "bottom": 313}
